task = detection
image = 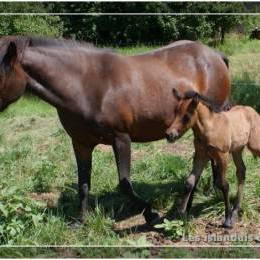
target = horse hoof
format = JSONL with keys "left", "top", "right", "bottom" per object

{"left": 222, "top": 219, "right": 233, "bottom": 229}
{"left": 143, "top": 211, "right": 161, "bottom": 225}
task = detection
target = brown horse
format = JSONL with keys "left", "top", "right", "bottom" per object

{"left": 0, "top": 36, "right": 230, "bottom": 224}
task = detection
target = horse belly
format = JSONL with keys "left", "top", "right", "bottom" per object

{"left": 57, "top": 110, "right": 114, "bottom": 145}
{"left": 130, "top": 121, "right": 168, "bottom": 142}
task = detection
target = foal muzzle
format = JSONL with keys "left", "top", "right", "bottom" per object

{"left": 165, "top": 131, "right": 179, "bottom": 143}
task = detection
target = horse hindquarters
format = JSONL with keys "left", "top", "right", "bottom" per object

{"left": 248, "top": 119, "right": 260, "bottom": 157}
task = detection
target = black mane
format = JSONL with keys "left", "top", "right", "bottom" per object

{"left": 184, "top": 90, "right": 233, "bottom": 113}
{"left": 0, "top": 35, "right": 115, "bottom": 56}
{"left": 28, "top": 36, "right": 94, "bottom": 49}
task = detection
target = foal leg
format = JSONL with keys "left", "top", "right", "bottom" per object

{"left": 211, "top": 159, "right": 220, "bottom": 187}
{"left": 112, "top": 133, "right": 159, "bottom": 224}
{"left": 178, "top": 142, "right": 209, "bottom": 215}
{"left": 73, "top": 140, "right": 95, "bottom": 222}
{"left": 231, "top": 150, "right": 246, "bottom": 223}
{"left": 213, "top": 152, "right": 232, "bottom": 228}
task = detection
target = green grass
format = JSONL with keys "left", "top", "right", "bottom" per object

{"left": 0, "top": 37, "right": 260, "bottom": 257}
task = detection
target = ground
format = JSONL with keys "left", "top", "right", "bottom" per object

{"left": 0, "top": 36, "right": 260, "bottom": 257}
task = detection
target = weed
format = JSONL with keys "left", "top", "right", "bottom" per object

{"left": 32, "top": 160, "right": 58, "bottom": 193}
{"left": 0, "top": 184, "right": 44, "bottom": 244}
{"left": 155, "top": 219, "right": 185, "bottom": 240}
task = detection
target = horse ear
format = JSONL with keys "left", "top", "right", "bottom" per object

{"left": 172, "top": 88, "right": 182, "bottom": 101}
{"left": 1, "top": 41, "right": 17, "bottom": 73}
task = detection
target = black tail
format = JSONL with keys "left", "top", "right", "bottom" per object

{"left": 215, "top": 50, "right": 229, "bottom": 69}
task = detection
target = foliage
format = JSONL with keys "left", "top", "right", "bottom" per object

{"left": 51, "top": 2, "right": 250, "bottom": 46}
{"left": 155, "top": 219, "right": 185, "bottom": 240}
{"left": 0, "top": 3, "right": 63, "bottom": 37}
{"left": 0, "top": 184, "right": 44, "bottom": 244}
{"left": 0, "top": 2, "right": 258, "bottom": 46}
{"left": 32, "top": 160, "right": 58, "bottom": 193}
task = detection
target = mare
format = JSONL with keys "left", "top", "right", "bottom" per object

{"left": 0, "top": 36, "right": 230, "bottom": 224}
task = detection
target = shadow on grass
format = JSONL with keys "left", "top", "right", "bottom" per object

{"left": 46, "top": 177, "right": 226, "bottom": 237}
{"left": 47, "top": 175, "right": 186, "bottom": 223}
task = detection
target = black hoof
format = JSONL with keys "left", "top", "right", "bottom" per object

{"left": 222, "top": 218, "right": 233, "bottom": 229}
{"left": 143, "top": 210, "right": 161, "bottom": 225}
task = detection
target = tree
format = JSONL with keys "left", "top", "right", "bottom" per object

{"left": 0, "top": 3, "right": 63, "bottom": 37}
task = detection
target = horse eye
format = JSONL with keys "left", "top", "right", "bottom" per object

{"left": 182, "top": 114, "right": 190, "bottom": 124}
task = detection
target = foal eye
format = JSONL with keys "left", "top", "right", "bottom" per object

{"left": 182, "top": 114, "right": 190, "bottom": 124}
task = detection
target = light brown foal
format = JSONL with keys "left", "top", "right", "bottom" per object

{"left": 165, "top": 89, "right": 260, "bottom": 228}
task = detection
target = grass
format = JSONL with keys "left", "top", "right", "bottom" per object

{"left": 0, "top": 36, "right": 260, "bottom": 257}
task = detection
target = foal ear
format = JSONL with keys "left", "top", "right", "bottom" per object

{"left": 1, "top": 41, "right": 17, "bottom": 73}
{"left": 172, "top": 88, "right": 182, "bottom": 101}
{"left": 190, "top": 93, "right": 200, "bottom": 108}
{"left": 184, "top": 90, "right": 198, "bottom": 99}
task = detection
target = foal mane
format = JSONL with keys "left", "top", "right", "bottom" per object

{"left": 184, "top": 90, "right": 233, "bottom": 113}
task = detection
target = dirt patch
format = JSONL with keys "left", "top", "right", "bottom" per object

{"left": 97, "top": 144, "right": 112, "bottom": 153}
{"left": 94, "top": 139, "right": 194, "bottom": 162}
{"left": 114, "top": 211, "right": 260, "bottom": 246}
{"left": 114, "top": 212, "right": 175, "bottom": 246}
{"left": 29, "top": 192, "right": 60, "bottom": 208}
{"left": 54, "top": 247, "right": 79, "bottom": 258}
{"left": 155, "top": 140, "right": 194, "bottom": 159}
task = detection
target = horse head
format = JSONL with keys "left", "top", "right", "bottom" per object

{"left": 0, "top": 40, "right": 27, "bottom": 111}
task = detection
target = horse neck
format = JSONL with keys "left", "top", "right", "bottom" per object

{"left": 21, "top": 47, "right": 90, "bottom": 112}
{"left": 192, "top": 103, "right": 216, "bottom": 137}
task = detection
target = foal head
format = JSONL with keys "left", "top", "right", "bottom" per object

{"left": 165, "top": 89, "right": 200, "bottom": 143}
{"left": 0, "top": 41, "right": 27, "bottom": 111}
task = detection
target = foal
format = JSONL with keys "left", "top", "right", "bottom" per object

{"left": 165, "top": 89, "right": 260, "bottom": 228}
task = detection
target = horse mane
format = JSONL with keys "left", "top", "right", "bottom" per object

{"left": 0, "top": 35, "right": 115, "bottom": 57}
{"left": 184, "top": 90, "right": 233, "bottom": 113}
{"left": 28, "top": 36, "right": 95, "bottom": 49}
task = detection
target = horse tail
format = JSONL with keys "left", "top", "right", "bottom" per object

{"left": 215, "top": 50, "right": 229, "bottom": 69}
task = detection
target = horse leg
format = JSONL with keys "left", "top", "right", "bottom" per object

{"left": 178, "top": 141, "right": 209, "bottom": 215}
{"left": 73, "top": 140, "right": 95, "bottom": 222}
{"left": 231, "top": 149, "right": 246, "bottom": 223}
{"left": 214, "top": 152, "right": 232, "bottom": 228}
{"left": 112, "top": 133, "right": 159, "bottom": 224}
